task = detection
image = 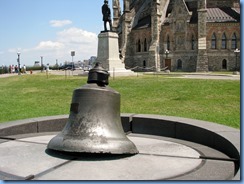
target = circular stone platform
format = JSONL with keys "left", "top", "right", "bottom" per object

{"left": 0, "top": 134, "right": 202, "bottom": 180}
{"left": 0, "top": 114, "right": 240, "bottom": 180}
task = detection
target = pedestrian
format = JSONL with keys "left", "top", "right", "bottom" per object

{"left": 15, "top": 65, "right": 18, "bottom": 73}
{"left": 23, "top": 65, "right": 26, "bottom": 74}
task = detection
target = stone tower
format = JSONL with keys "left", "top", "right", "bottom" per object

{"left": 120, "top": 0, "right": 131, "bottom": 57}
{"left": 112, "top": 0, "right": 121, "bottom": 30}
{"left": 149, "top": 0, "right": 162, "bottom": 71}
{"left": 196, "top": 0, "right": 209, "bottom": 72}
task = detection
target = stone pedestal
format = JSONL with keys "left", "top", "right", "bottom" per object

{"left": 96, "top": 31, "right": 135, "bottom": 76}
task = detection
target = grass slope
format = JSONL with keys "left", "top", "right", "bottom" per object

{"left": 0, "top": 74, "right": 240, "bottom": 128}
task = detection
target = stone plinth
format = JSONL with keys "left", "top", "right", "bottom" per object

{"left": 96, "top": 31, "right": 135, "bottom": 76}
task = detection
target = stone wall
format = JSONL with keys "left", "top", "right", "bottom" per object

{"left": 117, "top": 0, "right": 240, "bottom": 72}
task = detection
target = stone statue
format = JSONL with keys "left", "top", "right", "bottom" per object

{"left": 102, "top": 0, "right": 112, "bottom": 32}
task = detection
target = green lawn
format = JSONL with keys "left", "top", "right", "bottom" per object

{"left": 0, "top": 73, "right": 240, "bottom": 129}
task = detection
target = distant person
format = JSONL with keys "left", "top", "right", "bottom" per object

{"left": 102, "top": 0, "right": 112, "bottom": 32}
{"left": 23, "top": 65, "right": 26, "bottom": 74}
{"left": 15, "top": 65, "right": 18, "bottom": 73}
{"left": 11, "top": 65, "right": 14, "bottom": 73}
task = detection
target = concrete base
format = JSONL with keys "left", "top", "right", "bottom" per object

{"left": 109, "top": 68, "right": 137, "bottom": 77}
{"left": 96, "top": 32, "right": 134, "bottom": 76}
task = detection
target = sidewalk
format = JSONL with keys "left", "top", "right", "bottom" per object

{"left": 0, "top": 70, "right": 241, "bottom": 80}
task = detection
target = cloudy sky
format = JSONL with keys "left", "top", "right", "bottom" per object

{"left": 0, "top": 0, "right": 123, "bottom": 66}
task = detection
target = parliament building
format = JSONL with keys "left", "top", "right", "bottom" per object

{"left": 112, "top": 0, "right": 240, "bottom": 72}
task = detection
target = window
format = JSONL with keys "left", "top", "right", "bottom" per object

{"left": 144, "top": 38, "right": 147, "bottom": 52}
{"left": 222, "top": 59, "right": 227, "bottom": 70}
{"left": 177, "top": 59, "right": 183, "bottom": 70}
{"left": 191, "top": 35, "right": 195, "bottom": 50}
{"left": 221, "top": 33, "right": 227, "bottom": 49}
{"left": 143, "top": 60, "right": 146, "bottom": 68}
{"left": 231, "top": 33, "right": 237, "bottom": 49}
{"left": 137, "top": 39, "right": 141, "bottom": 52}
{"left": 211, "top": 33, "right": 217, "bottom": 49}
{"left": 167, "top": 35, "right": 170, "bottom": 50}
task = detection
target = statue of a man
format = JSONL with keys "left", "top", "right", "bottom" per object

{"left": 102, "top": 0, "right": 112, "bottom": 32}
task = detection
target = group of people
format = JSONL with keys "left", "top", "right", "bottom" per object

{"left": 8, "top": 64, "right": 26, "bottom": 74}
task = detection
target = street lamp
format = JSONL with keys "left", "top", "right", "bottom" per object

{"left": 41, "top": 56, "right": 43, "bottom": 72}
{"left": 17, "top": 52, "right": 21, "bottom": 75}
{"left": 234, "top": 48, "right": 240, "bottom": 72}
{"left": 165, "top": 49, "right": 170, "bottom": 59}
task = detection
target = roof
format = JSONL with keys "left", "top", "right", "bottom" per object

{"left": 207, "top": 7, "right": 240, "bottom": 22}
{"left": 133, "top": 15, "right": 151, "bottom": 30}
{"left": 163, "top": 7, "right": 240, "bottom": 25}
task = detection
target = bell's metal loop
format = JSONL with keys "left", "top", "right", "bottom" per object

{"left": 87, "top": 62, "right": 109, "bottom": 86}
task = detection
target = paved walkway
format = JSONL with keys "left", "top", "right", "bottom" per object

{"left": 0, "top": 71, "right": 241, "bottom": 80}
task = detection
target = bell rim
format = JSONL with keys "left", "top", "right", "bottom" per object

{"left": 47, "top": 134, "right": 139, "bottom": 155}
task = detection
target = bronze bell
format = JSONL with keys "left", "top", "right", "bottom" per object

{"left": 47, "top": 63, "right": 138, "bottom": 154}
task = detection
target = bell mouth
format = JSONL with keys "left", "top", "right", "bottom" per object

{"left": 46, "top": 149, "right": 137, "bottom": 161}
{"left": 47, "top": 133, "right": 139, "bottom": 155}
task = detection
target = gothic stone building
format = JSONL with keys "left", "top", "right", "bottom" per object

{"left": 112, "top": 0, "right": 240, "bottom": 72}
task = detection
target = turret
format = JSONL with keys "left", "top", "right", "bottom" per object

{"left": 196, "top": 0, "right": 209, "bottom": 72}
{"left": 112, "top": 0, "right": 121, "bottom": 30}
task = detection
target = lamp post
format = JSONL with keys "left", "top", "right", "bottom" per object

{"left": 41, "top": 56, "right": 43, "bottom": 72}
{"left": 164, "top": 49, "right": 170, "bottom": 71}
{"left": 71, "top": 51, "right": 75, "bottom": 75}
{"left": 165, "top": 49, "right": 170, "bottom": 59}
{"left": 17, "top": 52, "right": 21, "bottom": 75}
{"left": 234, "top": 48, "right": 240, "bottom": 72}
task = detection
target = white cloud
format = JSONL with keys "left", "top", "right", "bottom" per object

{"left": 2, "top": 27, "right": 98, "bottom": 66}
{"left": 35, "top": 41, "right": 65, "bottom": 50}
{"left": 8, "top": 49, "right": 16, "bottom": 53}
{"left": 17, "top": 27, "right": 98, "bottom": 65}
{"left": 57, "top": 27, "right": 97, "bottom": 44}
{"left": 49, "top": 20, "right": 72, "bottom": 27}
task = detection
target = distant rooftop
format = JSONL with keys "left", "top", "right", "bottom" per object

{"left": 207, "top": 7, "right": 240, "bottom": 22}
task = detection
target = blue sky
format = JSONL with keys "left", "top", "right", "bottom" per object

{"left": 0, "top": 0, "right": 242, "bottom": 67}
{"left": 0, "top": 0, "right": 122, "bottom": 66}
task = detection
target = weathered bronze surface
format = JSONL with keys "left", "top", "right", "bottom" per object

{"left": 47, "top": 63, "right": 138, "bottom": 154}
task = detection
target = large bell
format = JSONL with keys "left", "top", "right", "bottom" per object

{"left": 47, "top": 63, "right": 138, "bottom": 154}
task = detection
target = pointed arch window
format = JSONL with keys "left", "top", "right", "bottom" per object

{"left": 231, "top": 33, "right": 237, "bottom": 49}
{"left": 167, "top": 35, "right": 170, "bottom": 50}
{"left": 143, "top": 60, "right": 146, "bottom": 68}
{"left": 211, "top": 33, "right": 217, "bottom": 49}
{"left": 137, "top": 39, "right": 141, "bottom": 52}
{"left": 191, "top": 35, "right": 195, "bottom": 50}
{"left": 221, "top": 33, "right": 227, "bottom": 49}
{"left": 144, "top": 38, "right": 147, "bottom": 52}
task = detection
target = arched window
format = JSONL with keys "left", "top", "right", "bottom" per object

{"left": 144, "top": 38, "right": 147, "bottom": 52}
{"left": 221, "top": 33, "right": 227, "bottom": 49}
{"left": 177, "top": 59, "right": 183, "bottom": 70}
{"left": 191, "top": 35, "right": 195, "bottom": 50}
{"left": 211, "top": 33, "right": 217, "bottom": 49}
{"left": 167, "top": 35, "right": 170, "bottom": 50}
{"left": 222, "top": 59, "right": 227, "bottom": 70}
{"left": 231, "top": 33, "right": 237, "bottom": 49}
{"left": 143, "top": 60, "right": 146, "bottom": 68}
{"left": 137, "top": 39, "right": 141, "bottom": 52}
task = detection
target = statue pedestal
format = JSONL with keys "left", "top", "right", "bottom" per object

{"left": 96, "top": 32, "right": 135, "bottom": 76}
